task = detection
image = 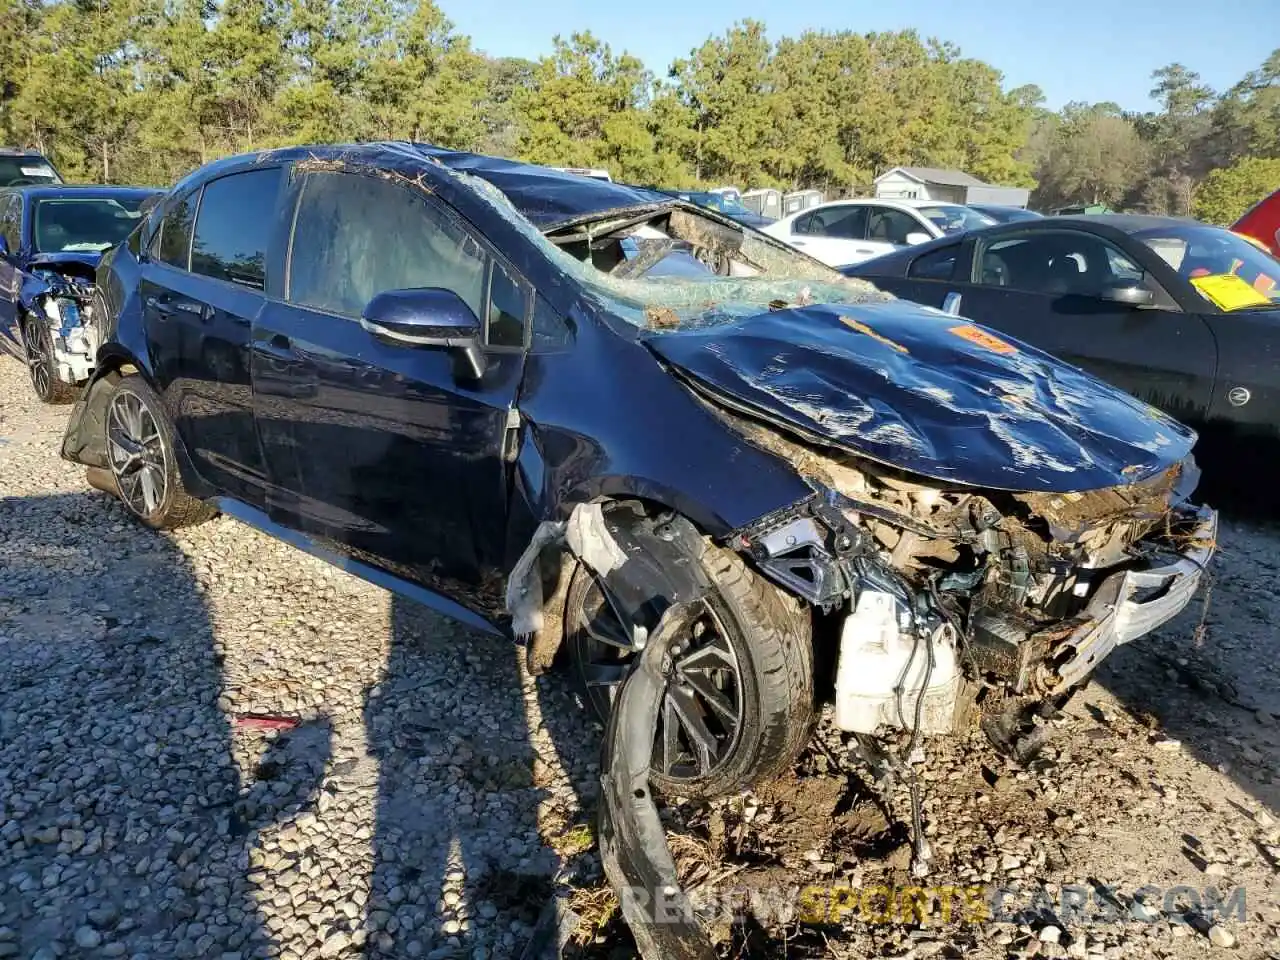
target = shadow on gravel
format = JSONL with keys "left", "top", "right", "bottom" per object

{"left": 0, "top": 491, "right": 329, "bottom": 958}
{"left": 364, "top": 597, "right": 568, "bottom": 958}
{"left": 1096, "top": 511, "right": 1280, "bottom": 813}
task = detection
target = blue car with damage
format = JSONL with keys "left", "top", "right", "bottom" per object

{"left": 0, "top": 184, "right": 159, "bottom": 402}
{"left": 58, "top": 143, "right": 1216, "bottom": 812}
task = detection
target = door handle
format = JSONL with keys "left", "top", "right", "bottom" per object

{"left": 256, "top": 333, "right": 296, "bottom": 362}
{"left": 942, "top": 292, "right": 963, "bottom": 315}
{"left": 146, "top": 295, "right": 175, "bottom": 317}
{"left": 199, "top": 302, "right": 214, "bottom": 322}
{"left": 855, "top": 248, "right": 874, "bottom": 255}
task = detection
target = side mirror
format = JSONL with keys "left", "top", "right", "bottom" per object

{"left": 360, "top": 287, "right": 486, "bottom": 379}
{"left": 904, "top": 232, "right": 931, "bottom": 246}
{"left": 1099, "top": 282, "right": 1155, "bottom": 307}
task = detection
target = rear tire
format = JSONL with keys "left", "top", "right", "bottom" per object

{"left": 22, "top": 315, "right": 75, "bottom": 404}
{"left": 566, "top": 538, "right": 814, "bottom": 800}
{"left": 104, "top": 375, "right": 215, "bottom": 530}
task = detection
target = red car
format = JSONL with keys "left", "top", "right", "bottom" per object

{"left": 1233, "top": 188, "right": 1280, "bottom": 257}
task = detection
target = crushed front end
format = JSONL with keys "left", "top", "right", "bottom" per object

{"left": 26, "top": 267, "right": 100, "bottom": 386}
{"left": 727, "top": 414, "right": 1217, "bottom": 739}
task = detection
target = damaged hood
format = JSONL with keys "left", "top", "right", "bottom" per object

{"left": 646, "top": 301, "right": 1196, "bottom": 493}
{"left": 27, "top": 251, "right": 103, "bottom": 273}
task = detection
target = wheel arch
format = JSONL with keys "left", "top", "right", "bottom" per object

{"left": 59, "top": 351, "right": 216, "bottom": 501}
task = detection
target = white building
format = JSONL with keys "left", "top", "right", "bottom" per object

{"left": 873, "top": 166, "right": 1030, "bottom": 208}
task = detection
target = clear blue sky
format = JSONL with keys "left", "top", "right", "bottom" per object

{"left": 438, "top": 0, "right": 1277, "bottom": 111}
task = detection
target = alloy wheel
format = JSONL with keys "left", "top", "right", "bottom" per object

{"left": 24, "top": 323, "right": 52, "bottom": 401}
{"left": 576, "top": 578, "right": 745, "bottom": 782}
{"left": 107, "top": 389, "right": 168, "bottom": 518}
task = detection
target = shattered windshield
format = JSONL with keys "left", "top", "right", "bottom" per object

{"left": 457, "top": 170, "right": 891, "bottom": 330}
{"left": 33, "top": 197, "right": 150, "bottom": 254}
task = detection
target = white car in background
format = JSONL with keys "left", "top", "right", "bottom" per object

{"left": 761, "top": 198, "right": 996, "bottom": 267}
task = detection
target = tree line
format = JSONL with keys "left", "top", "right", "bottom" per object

{"left": 1, "top": 0, "right": 1277, "bottom": 224}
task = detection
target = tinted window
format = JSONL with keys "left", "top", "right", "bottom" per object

{"left": 792, "top": 212, "right": 815, "bottom": 235}
{"left": 487, "top": 260, "right": 527, "bottom": 347}
{"left": 908, "top": 245, "right": 959, "bottom": 280}
{"left": 190, "top": 169, "right": 281, "bottom": 289}
{"left": 977, "top": 231, "right": 1150, "bottom": 297}
{"left": 867, "top": 208, "right": 922, "bottom": 245}
{"left": 0, "top": 196, "right": 20, "bottom": 252}
{"left": 158, "top": 193, "right": 198, "bottom": 270}
{"left": 288, "top": 172, "right": 487, "bottom": 321}
{"left": 807, "top": 206, "right": 867, "bottom": 240}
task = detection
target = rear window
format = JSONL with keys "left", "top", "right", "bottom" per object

{"left": 190, "top": 169, "right": 281, "bottom": 289}
{"left": 0, "top": 156, "right": 60, "bottom": 187}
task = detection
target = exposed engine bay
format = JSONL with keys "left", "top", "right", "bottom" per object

{"left": 723, "top": 408, "right": 1215, "bottom": 738}
{"left": 26, "top": 264, "right": 101, "bottom": 386}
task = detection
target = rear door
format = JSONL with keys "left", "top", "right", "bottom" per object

{"left": 140, "top": 167, "right": 284, "bottom": 505}
{"left": 251, "top": 169, "right": 528, "bottom": 610}
{"left": 938, "top": 228, "right": 1218, "bottom": 425}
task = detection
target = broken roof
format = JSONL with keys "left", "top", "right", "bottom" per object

{"left": 184, "top": 142, "right": 675, "bottom": 232}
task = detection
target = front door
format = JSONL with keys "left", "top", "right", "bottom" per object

{"left": 252, "top": 170, "right": 529, "bottom": 615}
{"left": 942, "top": 228, "right": 1218, "bottom": 426}
{"left": 140, "top": 168, "right": 283, "bottom": 506}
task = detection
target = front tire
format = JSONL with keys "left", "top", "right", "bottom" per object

{"left": 566, "top": 539, "right": 814, "bottom": 800}
{"left": 104, "top": 376, "right": 214, "bottom": 529}
{"left": 22, "top": 315, "right": 75, "bottom": 404}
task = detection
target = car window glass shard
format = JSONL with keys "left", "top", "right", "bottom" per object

{"left": 487, "top": 259, "right": 528, "bottom": 347}
{"left": 190, "top": 168, "right": 281, "bottom": 290}
{"left": 288, "top": 171, "right": 486, "bottom": 319}
{"left": 158, "top": 193, "right": 198, "bottom": 270}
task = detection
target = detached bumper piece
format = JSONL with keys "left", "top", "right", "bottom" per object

{"left": 598, "top": 603, "right": 717, "bottom": 960}
{"left": 1050, "top": 505, "right": 1218, "bottom": 690}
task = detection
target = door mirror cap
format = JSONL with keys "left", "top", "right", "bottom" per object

{"left": 360, "top": 287, "right": 486, "bottom": 379}
{"left": 904, "top": 232, "right": 931, "bottom": 246}
{"left": 1099, "top": 282, "right": 1155, "bottom": 307}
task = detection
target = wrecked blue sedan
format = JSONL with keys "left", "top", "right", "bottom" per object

{"left": 0, "top": 184, "right": 159, "bottom": 402}
{"left": 60, "top": 143, "right": 1216, "bottom": 811}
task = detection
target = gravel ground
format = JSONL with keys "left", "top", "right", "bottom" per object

{"left": 1, "top": 355, "right": 1277, "bottom": 960}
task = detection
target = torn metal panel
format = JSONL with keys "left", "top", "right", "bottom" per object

{"left": 598, "top": 601, "right": 717, "bottom": 960}
{"left": 646, "top": 300, "right": 1197, "bottom": 493}
{"left": 505, "top": 502, "right": 712, "bottom": 658}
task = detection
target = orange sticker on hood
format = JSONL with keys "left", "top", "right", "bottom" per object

{"left": 948, "top": 324, "right": 1017, "bottom": 355}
